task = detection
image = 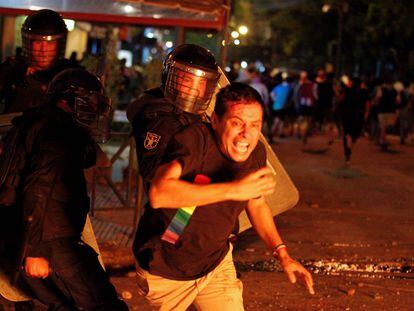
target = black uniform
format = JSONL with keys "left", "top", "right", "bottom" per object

{"left": 127, "top": 87, "right": 202, "bottom": 186}
{"left": 0, "top": 58, "right": 81, "bottom": 113}
{"left": 1, "top": 105, "right": 127, "bottom": 310}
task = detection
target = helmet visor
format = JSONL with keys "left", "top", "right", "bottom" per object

{"left": 22, "top": 33, "right": 66, "bottom": 70}
{"left": 165, "top": 61, "right": 220, "bottom": 114}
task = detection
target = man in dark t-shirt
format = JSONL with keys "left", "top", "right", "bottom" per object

{"left": 134, "top": 83, "right": 314, "bottom": 310}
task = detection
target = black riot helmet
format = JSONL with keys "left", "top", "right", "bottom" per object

{"left": 21, "top": 9, "right": 68, "bottom": 70}
{"left": 46, "top": 68, "right": 112, "bottom": 143}
{"left": 162, "top": 44, "right": 220, "bottom": 115}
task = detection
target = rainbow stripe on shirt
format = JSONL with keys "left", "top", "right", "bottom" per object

{"left": 161, "top": 174, "right": 211, "bottom": 245}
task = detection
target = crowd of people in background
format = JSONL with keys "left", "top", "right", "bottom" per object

{"left": 227, "top": 61, "right": 414, "bottom": 165}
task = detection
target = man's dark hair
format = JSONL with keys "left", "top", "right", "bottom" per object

{"left": 214, "top": 83, "right": 264, "bottom": 119}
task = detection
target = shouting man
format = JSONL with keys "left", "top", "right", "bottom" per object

{"left": 134, "top": 83, "right": 314, "bottom": 311}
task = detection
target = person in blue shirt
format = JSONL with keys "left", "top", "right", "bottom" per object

{"left": 269, "top": 75, "right": 292, "bottom": 142}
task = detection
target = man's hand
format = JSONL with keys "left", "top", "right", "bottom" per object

{"left": 230, "top": 167, "right": 276, "bottom": 201}
{"left": 279, "top": 253, "right": 315, "bottom": 295}
{"left": 24, "top": 257, "right": 50, "bottom": 279}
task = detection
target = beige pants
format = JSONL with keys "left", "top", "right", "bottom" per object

{"left": 135, "top": 246, "right": 244, "bottom": 311}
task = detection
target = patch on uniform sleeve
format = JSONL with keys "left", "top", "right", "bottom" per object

{"left": 144, "top": 132, "right": 161, "bottom": 150}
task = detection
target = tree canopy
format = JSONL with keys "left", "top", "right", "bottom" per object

{"left": 231, "top": 0, "right": 414, "bottom": 80}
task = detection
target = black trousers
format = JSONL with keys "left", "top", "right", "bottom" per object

{"left": 20, "top": 237, "right": 128, "bottom": 311}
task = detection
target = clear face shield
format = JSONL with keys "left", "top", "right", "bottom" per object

{"left": 73, "top": 91, "right": 112, "bottom": 143}
{"left": 205, "top": 66, "right": 231, "bottom": 117}
{"left": 22, "top": 33, "right": 66, "bottom": 70}
{"left": 164, "top": 61, "right": 220, "bottom": 115}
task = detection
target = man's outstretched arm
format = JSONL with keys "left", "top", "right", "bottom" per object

{"left": 246, "top": 197, "right": 315, "bottom": 295}
{"left": 149, "top": 160, "right": 275, "bottom": 208}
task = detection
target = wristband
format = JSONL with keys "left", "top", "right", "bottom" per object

{"left": 272, "top": 243, "right": 287, "bottom": 258}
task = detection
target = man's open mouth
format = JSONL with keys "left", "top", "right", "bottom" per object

{"left": 234, "top": 141, "right": 249, "bottom": 154}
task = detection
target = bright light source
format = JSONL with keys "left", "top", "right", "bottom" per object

{"left": 234, "top": 39, "right": 240, "bottom": 45}
{"left": 195, "top": 69, "right": 204, "bottom": 77}
{"left": 221, "top": 40, "right": 226, "bottom": 46}
{"left": 165, "top": 41, "right": 173, "bottom": 48}
{"left": 207, "top": 33, "right": 213, "bottom": 38}
{"left": 63, "top": 19, "right": 75, "bottom": 32}
{"left": 153, "top": 14, "right": 162, "bottom": 19}
{"left": 124, "top": 5, "right": 134, "bottom": 13}
{"left": 231, "top": 31, "right": 239, "bottom": 38}
{"left": 29, "top": 6, "right": 45, "bottom": 10}
{"left": 238, "top": 25, "right": 248, "bottom": 35}
{"left": 241, "top": 61, "right": 248, "bottom": 69}
{"left": 146, "top": 32, "right": 154, "bottom": 38}
{"left": 225, "top": 66, "right": 231, "bottom": 72}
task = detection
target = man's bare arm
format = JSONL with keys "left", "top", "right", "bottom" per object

{"left": 149, "top": 160, "right": 275, "bottom": 209}
{"left": 246, "top": 198, "right": 315, "bottom": 295}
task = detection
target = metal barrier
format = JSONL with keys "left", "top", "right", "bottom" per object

{"left": 89, "top": 132, "right": 144, "bottom": 229}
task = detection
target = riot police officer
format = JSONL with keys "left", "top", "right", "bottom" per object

{"left": 1, "top": 68, "right": 128, "bottom": 310}
{"left": 0, "top": 9, "right": 80, "bottom": 114}
{"left": 127, "top": 44, "right": 221, "bottom": 187}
